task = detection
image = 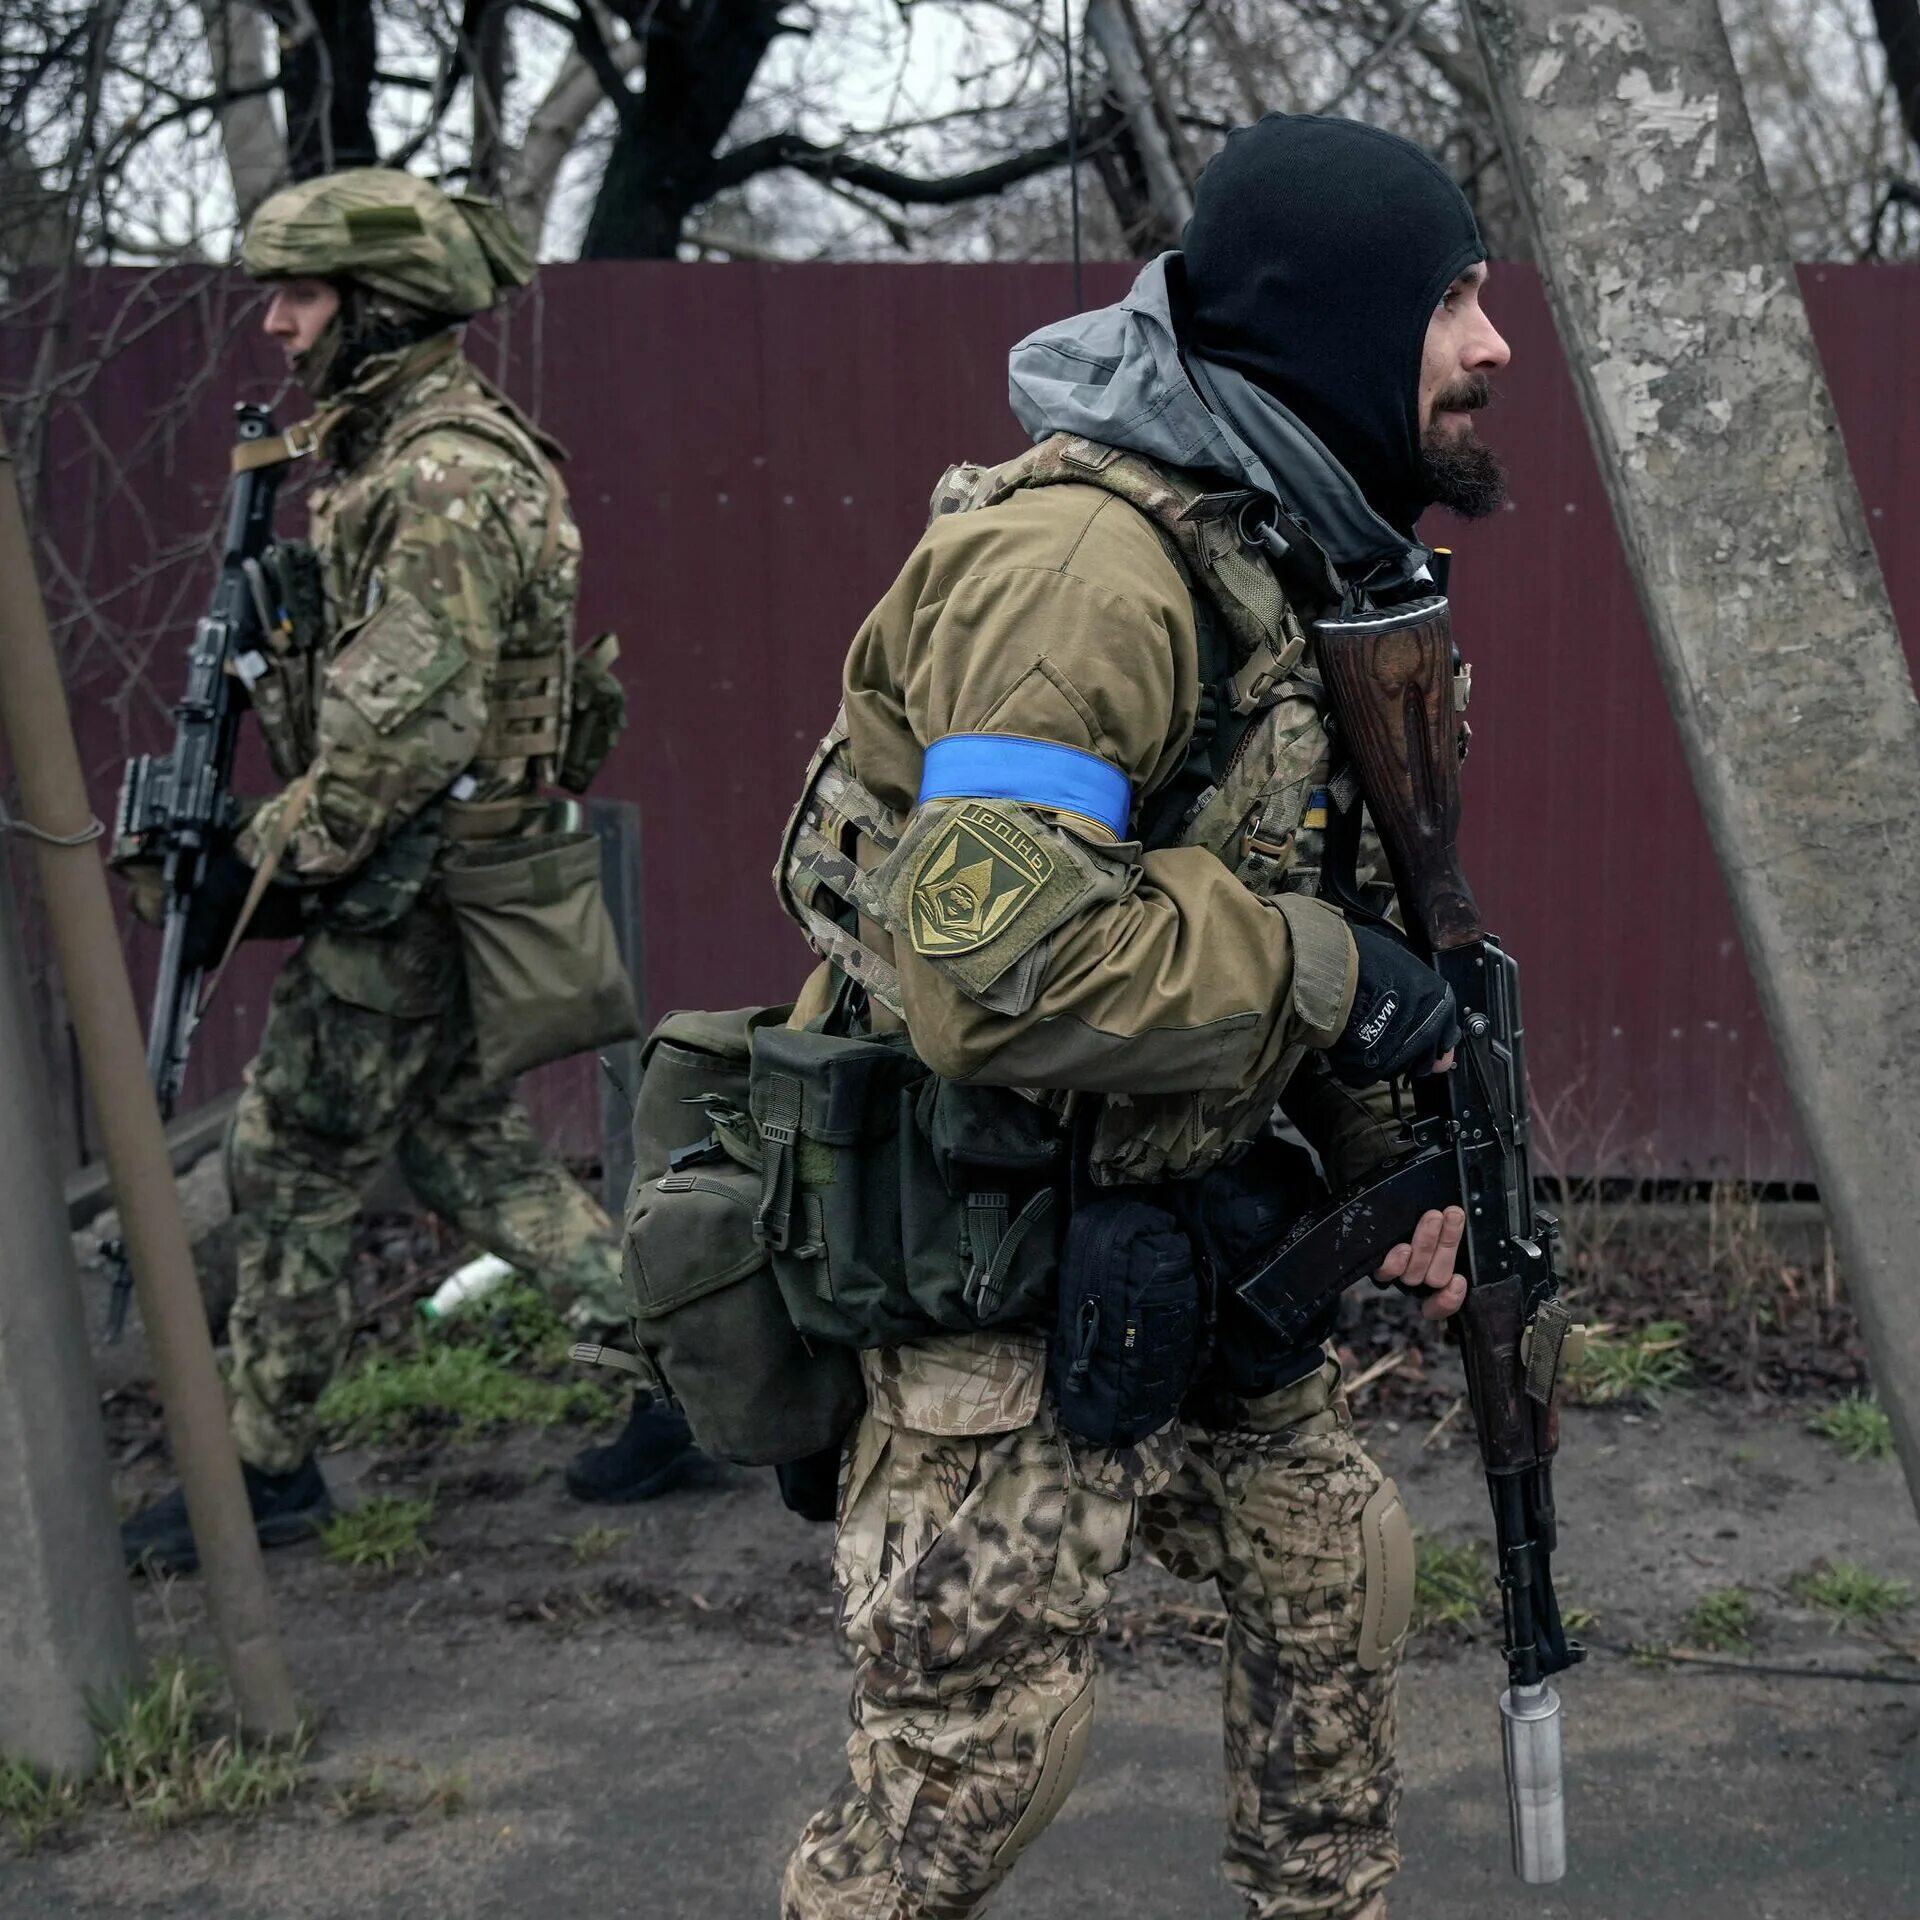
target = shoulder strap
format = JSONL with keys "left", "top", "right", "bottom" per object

{"left": 383, "top": 398, "right": 571, "bottom": 572}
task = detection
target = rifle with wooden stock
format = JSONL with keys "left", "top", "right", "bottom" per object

{"left": 1233, "top": 592, "right": 1584, "bottom": 1885}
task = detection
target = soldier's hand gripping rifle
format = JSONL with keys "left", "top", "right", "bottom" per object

{"left": 1230, "top": 593, "right": 1584, "bottom": 1884}
{"left": 102, "top": 404, "right": 289, "bottom": 1341}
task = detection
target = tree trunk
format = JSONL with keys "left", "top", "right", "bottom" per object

{"left": 504, "top": 33, "right": 642, "bottom": 246}
{"left": 197, "top": 0, "right": 286, "bottom": 216}
{"left": 1461, "top": 0, "right": 1920, "bottom": 1515}
{"left": 277, "top": 0, "right": 380, "bottom": 179}
{"left": 469, "top": 0, "right": 514, "bottom": 198}
{"left": 579, "top": 0, "right": 785, "bottom": 260}
{"left": 1872, "top": 0, "right": 1920, "bottom": 161}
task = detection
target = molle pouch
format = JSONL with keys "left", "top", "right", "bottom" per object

{"left": 439, "top": 822, "right": 639, "bottom": 1085}
{"left": 238, "top": 541, "right": 328, "bottom": 781}
{"left": 557, "top": 632, "right": 626, "bottom": 794}
{"left": 748, "top": 1026, "right": 1066, "bottom": 1349}
{"left": 911, "top": 1077, "right": 1065, "bottom": 1326}
{"left": 750, "top": 1024, "right": 933, "bottom": 1348}
{"left": 1049, "top": 1195, "right": 1201, "bottom": 1447}
{"left": 1180, "top": 1137, "right": 1331, "bottom": 1401}
{"left": 621, "top": 1006, "right": 864, "bottom": 1466}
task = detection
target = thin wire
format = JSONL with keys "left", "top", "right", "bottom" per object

{"left": 0, "top": 795, "right": 104, "bottom": 847}
{"left": 1064, "top": 0, "right": 1083, "bottom": 310}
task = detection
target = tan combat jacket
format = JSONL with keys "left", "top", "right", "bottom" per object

{"left": 781, "top": 437, "right": 1396, "bottom": 1190}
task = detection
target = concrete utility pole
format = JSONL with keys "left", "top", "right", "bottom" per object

{"left": 0, "top": 420, "right": 300, "bottom": 1736}
{"left": 0, "top": 857, "right": 139, "bottom": 1775}
{"left": 1461, "top": 0, "right": 1920, "bottom": 1512}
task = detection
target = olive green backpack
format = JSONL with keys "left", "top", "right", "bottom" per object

{"left": 606, "top": 1006, "right": 865, "bottom": 1465}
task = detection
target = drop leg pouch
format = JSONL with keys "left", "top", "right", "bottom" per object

{"left": 440, "top": 826, "right": 639, "bottom": 1084}
{"left": 621, "top": 1007, "right": 864, "bottom": 1466}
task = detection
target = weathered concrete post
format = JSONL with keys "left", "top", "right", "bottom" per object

{"left": 1461, "top": 1, "right": 1920, "bottom": 1509}
{"left": 0, "top": 857, "right": 140, "bottom": 1773}
{"left": 0, "top": 417, "right": 300, "bottom": 1735}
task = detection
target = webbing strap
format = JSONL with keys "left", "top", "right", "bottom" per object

{"left": 569, "top": 1341, "right": 651, "bottom": 1379}
{"left": 962, "top": 1188, "right": 1054, "bottom": 1318}
{"left": 752, "top": 1071, "right": 805, "bottom": 1252}
{"left": 797, "top": 903, "right": 905, "bottom": 1019}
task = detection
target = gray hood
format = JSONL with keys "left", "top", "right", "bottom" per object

{"left": 1006, "top": 253, "right": 1428, "bottom": 597}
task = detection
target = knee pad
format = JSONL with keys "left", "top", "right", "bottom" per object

{"left": 992, "top": 1677, "right": 1096, "bottom": 1871}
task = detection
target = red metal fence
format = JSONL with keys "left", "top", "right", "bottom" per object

{"left": 8, "top": 260, "right": 1920, "bottom": 1183}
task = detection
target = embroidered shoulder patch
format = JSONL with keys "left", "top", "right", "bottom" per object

{"left": 909, "top": 803, "right": 1055, "bottom": 956}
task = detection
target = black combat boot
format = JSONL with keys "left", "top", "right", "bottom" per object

{"left": 564, "top": 1396, "right": 699, "bottom": 1504}
{"left": 121, "top": 1457, "right": 334, "bottom": 1575}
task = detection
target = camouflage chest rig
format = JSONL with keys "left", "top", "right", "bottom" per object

{"left": 776, "top": 433, "right": 1349, "bottom": 1186}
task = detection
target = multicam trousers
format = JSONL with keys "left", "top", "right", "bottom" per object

{"left": 782, "top": 1337, "right": 1413, "bottom": 1920}
{"left": 225, "top": 942, "right": 628, "bottom": 1472}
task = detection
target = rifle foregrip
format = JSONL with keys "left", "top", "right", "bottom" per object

{"left": 1314, "top": 596, "right": 1482, "bottom": 952}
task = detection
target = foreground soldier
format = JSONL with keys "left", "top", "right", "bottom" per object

{"left": 777, "top": 116, "right": 1510, "bottom": 1917}
{"left": 121, "top": 172, "right": 696, "bottom": 1572}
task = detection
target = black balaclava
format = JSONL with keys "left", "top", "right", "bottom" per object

{"left": 1182, "top": 114, "right": 1485, "bottom": 536}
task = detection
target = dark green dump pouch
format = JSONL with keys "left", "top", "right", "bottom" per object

{"left": 622, "top": 1007, "right": 864, "bottom": 1466}
{"left": 748, "top": 1024, "right": 1065, "bottom": 1348}
{"left": 440, "top": 825, "right": 639, "bottom": 1085}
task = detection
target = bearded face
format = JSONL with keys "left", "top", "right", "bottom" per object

{"left": 1419, "top": 371, "right": 1508, "bottom": 521}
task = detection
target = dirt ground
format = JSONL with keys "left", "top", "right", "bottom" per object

{"left": 9, "top": 1191, "right": 1918, "bottom": 1920}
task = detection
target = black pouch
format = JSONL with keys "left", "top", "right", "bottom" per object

{"left": 1049, "top": 1194, "right": 1201, "bottom": 1447}
{"left": 1180, "top": 1137, "right": 1331, "bottom": 1400}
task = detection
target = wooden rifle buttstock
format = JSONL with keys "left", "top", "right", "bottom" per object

{"left": 1313, "top": 595, "right": 1484, "bottom": 953}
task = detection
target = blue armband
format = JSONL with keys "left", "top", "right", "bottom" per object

{"left": 917, "top": 734, "right": 1132, "bottom": 840}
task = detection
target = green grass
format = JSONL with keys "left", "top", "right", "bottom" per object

{"left": 1566, "top": 1319, "right": 1691, "bottom": 1405}
{"left": 320, "top": 1496, "right": 435, "bottom": 1573}
{"left": 567, "top": 1523, "right": 630, "bottom": 1566}
{"left": 1413, "top": 1531, "right": 1494, "bottom": 1631}
{"left": 96, "top": 1658, "right": 310, "bottom": 1831}
{"left": 0, "top": 1757, "right": 83, "bottom": 1851}
{"left": 2, "top": 1658, "right": 314, "bottom": 1850}
{"left": 1790, "top": 1561, "right": 1914, "bottom": 1630}
{"left": 1685, "top": 1587, "right": 1757, "bottom": 1653}
{"left": 1806, "top": 1394, "right": 1896, "bottom": 1464}
{"left": 329, "top": 1760, "right": 469, "bottom": 1824}
{"left": 318, "top": 1286, "right": 614, "bottom": 1446}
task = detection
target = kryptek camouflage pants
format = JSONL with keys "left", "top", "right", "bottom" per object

{"left": 226, "top": 943, "right": 627, "bottom": 1472}
{"left": 782, "top": 1341, "right": 1411, "bottom": 1920}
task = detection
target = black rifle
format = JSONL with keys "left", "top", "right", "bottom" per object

{"left": 104, "top": 404, "right": 287, "bottom": 1341}
{"left": 1231, "top": 593, "right": 1582, "bottom": 1884}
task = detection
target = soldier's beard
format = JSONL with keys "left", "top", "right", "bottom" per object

{"left": 1418, "top": 374, "right": 1507, "bottom": 520}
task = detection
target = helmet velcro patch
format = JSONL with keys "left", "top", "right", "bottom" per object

{"left": 345, "top": 204, "right": 426, "bottom": 243}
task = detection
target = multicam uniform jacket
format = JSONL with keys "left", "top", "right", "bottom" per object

{"left": 238, "top": 334, "right": 579, "bottom": 1013}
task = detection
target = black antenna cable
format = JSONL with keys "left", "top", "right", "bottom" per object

{"left": 1064, "top": 0, "right": 1083, "bottom": 309}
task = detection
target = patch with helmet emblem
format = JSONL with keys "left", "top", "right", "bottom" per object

{"left": 908, "top": 804, "right": 1054, "bottom": 956}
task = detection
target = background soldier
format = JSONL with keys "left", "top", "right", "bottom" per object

{"left": 774, "top": 115, "right": 1509, "bottom": 1918}
{"left": 120, "top": 171, "right": 697, "bottom": 1572}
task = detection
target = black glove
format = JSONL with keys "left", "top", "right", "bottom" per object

{"left": 1323, "top": 921, "right": 1461, "bottom": 1087}
{"left": 179, "top": 842, "right": 308, "bottom": 969}
{"left": 180, "top": 842, "right": 256, "bottom": 972}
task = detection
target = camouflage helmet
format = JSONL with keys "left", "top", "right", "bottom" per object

{"left": 242, "top": 169, "right": 533, "bottom": 319}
